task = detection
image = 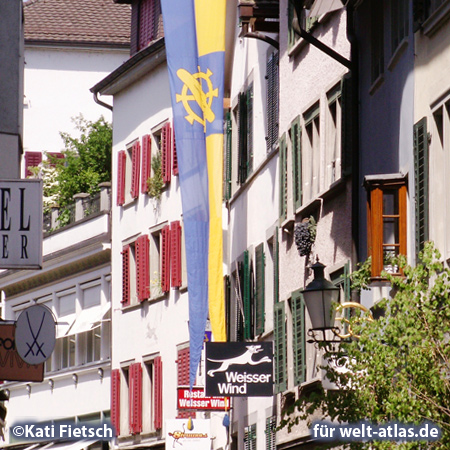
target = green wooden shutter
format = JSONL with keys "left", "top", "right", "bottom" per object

{"left": 266, "top": 52, "right": 279, "bottom": 153}
{"left": 225, "top": 275, "right": 231, "bottom": 342}
{"left": 292, "top": 289, "right": 306, "bottom": 385}
{"left": 265, "top": 416, "right": 276, "bottom": 450}
{"left": 236, "top": 263, "right": 244, "bottom": 342}
{"left": 274, "top": 227, "right": 279, "bottom": 304}
{"left": 343, "top": 261, "right": 351, "bottom": 302}
{"left": 291, "top": 117, "right": 302, "bottom": 211}
{"left": 238, "top": 92, "right": 248, "bottom": 184}
{"left": 414, "top": 117, "right": 429, "bottom": 260}
{"left": 287, "top": 2, "right": 296, "bottom": 49}
{"left": 224, "top": 111, "right": 232, "bottom": 201}
{"left": 245, "top": 424, "right": 257, "bottom": 450}
{"left": 279, "top": 134, "right": 287, "bottom": 220}
{"left": 243, "top": 250, "right": 253, "bottom": 340}
{"left": 247, "top": 83, "right": 254, "bottom": 178}
{"left": 341, "top": 73, "right": 353, "bottom": 176}
{"left": 255, "top": 243, "right": 265, "bottom": 336}
{"left": 274, "top": 301, "right": 287, "bottom": 393}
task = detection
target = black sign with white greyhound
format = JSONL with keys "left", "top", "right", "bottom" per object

{"left": 205, "top": 342, "right": 274, "bottom": 397}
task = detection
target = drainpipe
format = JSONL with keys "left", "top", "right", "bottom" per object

{"left": 346, "top": 1, "right": 360, "bottom": 262}
{"left": 93, "top": 91, "right": 113, "bottom": 111}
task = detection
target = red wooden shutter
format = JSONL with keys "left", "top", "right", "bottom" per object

{"left": 161, "top": 225, "right": 171, "bottom": 292}
{"left": 131, "top": 141, "right": 141, "bottom": 199}
{"left": 170, "top": 221, "right": 182, "bottom": 288}
{"left": 122, "top": 245, "right": 130, "bottom": 306}
{"left": 117, "top": 150, "right": 126, "bottom": 206}
{"left": 154, "top": 356, "right": 163, "bottom": 430}
{"left": 161, "top": 123, "right": 172, "bottom": 184}
{"left": 172, "top": 123, "right": 179, "bottom": 175}
{"left": 141, "top": 134, "right": 152, "bottom": 193}
{"left": 136, "top": 235, "right": 150, "bottom": 302}
{"left": 177, "top": 348, "right": 195, "bottom": 418}
{"left": 47, "top": 152, "right": 65, "bottom": 168}
{"left": 129, "top": 363, "right": 142, "bottom": 435}
{"left": 111, "top": 369, "right": 121, "bottom": 436}
{"left": 24, "top": 151, "right": 42, "bottom": 177}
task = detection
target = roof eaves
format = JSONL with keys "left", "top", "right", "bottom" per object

{"left": 91, "top": 38, "right": 166, "bottom": 96}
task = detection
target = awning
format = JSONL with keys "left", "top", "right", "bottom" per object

{"left": 66, "top": 303, "right": 110, "bottom": 337}
{"left": 56, "top": 318, "right": 75, "bottom": 339}
{"left": 309, "top": 0, "right": 343, "bottom": 17}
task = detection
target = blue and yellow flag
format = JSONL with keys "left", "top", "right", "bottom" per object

{"left": 161, "top": 0, "right": 226, "bottom": 388}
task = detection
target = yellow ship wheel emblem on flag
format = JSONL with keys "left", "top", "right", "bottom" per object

{"left": 176, "top": 67, "right": 218, "bottom": 131}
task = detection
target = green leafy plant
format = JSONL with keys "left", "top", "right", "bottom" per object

{"left": 147, "top": 151, "right": 164, "bottom": 200}
{"left": 282, "top": 242, "right": 450, "bottom": 449}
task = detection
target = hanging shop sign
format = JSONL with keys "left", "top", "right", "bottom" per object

{"left": 15, "top": 304, "right": 56, "bottom": 365}
{"left": 0, "top": 180, "right": 43, "bottom": 269}
{"left": 166, "top": 419, "right": 210, "bottom": 450}
{"left": 177, "top": 386, "right": 230, "bottom": 410}
{"left": 205, "top": 342, "right": 273, "bottom": 397}
{"left": 0, "top": 324, "right": 44, "bottom": 382}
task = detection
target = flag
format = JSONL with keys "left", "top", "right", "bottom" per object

{"left": 161, "top": 0, "right": 226, "bottom": 388}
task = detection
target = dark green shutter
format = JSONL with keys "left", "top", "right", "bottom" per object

{"left": 341, "top": 73, "right": 353, "bottom": 176}
{"left": 292, "top": 289, "right": 306, "bottom": 385}
{"left": 414, "top": 117, "right": 429, "bottom": 260}
{"left": 291, "top": 117, "right": 302, "bottom": 211}
{"left": 236, "top": 262, "right": 244, "bottom": 342}
{"left": 266, "top": 52, "right": 279, "bottom": 153}
{"left": 247, "top": 83, "right": 254, "bottom": 178}
{"left": 274, "top": 227, "right": 279, "bottom": 304}
{"left": 224, "top": 111, "right": 232, "bottom": 201}
{"left": 274, "top": 301, "right": 287, "bottom": 392}
{"left": 287, "top": 1, "right": 296, "bottom": 49}
{"left": 255, "top": 243, "right": 265, "bottom": 336}
{"left": 279, "top": 134, "right": 287, "bottom": 220}
{"left": 245, "top": 424, "right": 257, "bottom": 450}
{"left": 225, "top": 275, "right": 231, "bottom": 341}
{"left": 343, "top": 261, "right": 351, "bottom": 301}
{"left": 243, "top": 250, "right": 253, "bottom": 340}
{"left": 238, "top": 91, "right": 248, "bottom": 184}
{"left": 265, "top": 416, "right": 276, "bottom": 450}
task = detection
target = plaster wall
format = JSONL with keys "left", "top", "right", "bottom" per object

{"left": 23, "top": 46, "right": 128, "bottom": 157}
{"left": 414, "top": 16, "right": 450, "bottom": 261}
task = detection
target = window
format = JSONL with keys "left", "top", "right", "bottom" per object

{"left": 391, "top": 0, "right": 409, "bottom": 52}
{"left": 141, "top": 357, "right": 163, "bottom": 433}
{"left": 133, "top": 0, "right": 164, "bottom": 55}
{"left": 177, "top": 347, "right": 195, "bottom": 418}
{"left": 303, "top": 103, "right": 320, "bottom": 202}
{"left": 365, "top": 175, "right": 407, "bottom": 278}
{"left": 266, "top": 51, "right": 279, "bottom": 153}
{"left": 119, "top": 366, "right": 130, "bottom": 436}
{"left": 244, "top": 424, "right": 257, "bottom": 450}
{"left": 414, "top": 118, "right": 429, "bottom": 260}
{"left": 288, "top": 3, "right": 318, "bottom": 50}
{"left": 238, "top": 83, "right": 253, "bottom": 184}
{"left": 152, "top": 122, "right": 172, "bottom": 185}
{"left": 371, "top": 0, "right": 384, "bottom": 83}
{"left": 24, "top": 151, "right": 42, "bottom": 178}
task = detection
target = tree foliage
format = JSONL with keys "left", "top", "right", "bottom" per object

{"left": 57, "top": 115, "right": 112, "bottom": 207}
{"left": 282, "top": 242, "right": 450, "bottom": 449}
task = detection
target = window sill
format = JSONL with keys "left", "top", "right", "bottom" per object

{"left": 369, "top": 73, "right": 384, "bottom": 96}
{"left": 422, "top": 1, "right": 450, "bottom": 36}
{"left": 388, "top": 37, "right": 408, "bottom": 71}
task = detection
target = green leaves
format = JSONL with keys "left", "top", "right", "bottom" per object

{"left": 283, "top": 242, "right": 450, "bottom": 449}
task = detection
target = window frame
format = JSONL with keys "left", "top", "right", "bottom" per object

{"left": 365, "top": 175, "right": 407, "bottom": 278}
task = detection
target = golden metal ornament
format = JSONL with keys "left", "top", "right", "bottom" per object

{"left": 335, "top": 301, "right": 374, "bottom": 339}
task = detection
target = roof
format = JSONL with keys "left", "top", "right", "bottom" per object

{"left": 23, "top": 0, "right": 131, "bottom": 47}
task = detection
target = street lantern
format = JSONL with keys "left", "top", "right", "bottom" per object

{"left": 303, "top": 260, "right": 340, "bottom": 330}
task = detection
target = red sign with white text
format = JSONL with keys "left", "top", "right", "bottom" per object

{"left": 177, "top": 387, "right": 230, "bottom": 410}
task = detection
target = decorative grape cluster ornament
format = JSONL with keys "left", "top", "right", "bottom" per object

{"left": 294, "top": 216, "right": 316, "bottom": 257}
